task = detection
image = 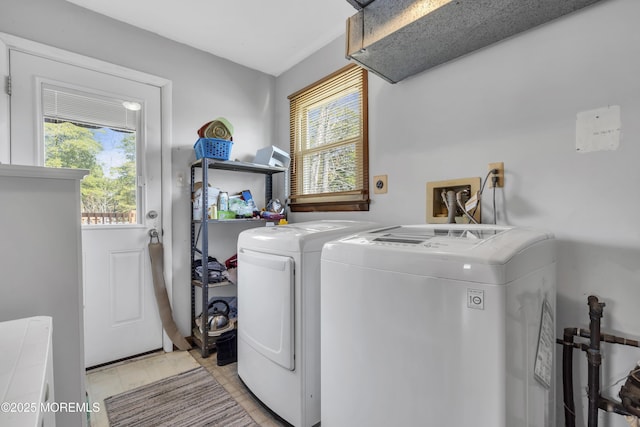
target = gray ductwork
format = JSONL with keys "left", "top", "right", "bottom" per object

{"left": 345, "top": 0, "right": 376, "bottom": 9}
{"left": 346, "top": 0, "right": 604, "bottom": 83}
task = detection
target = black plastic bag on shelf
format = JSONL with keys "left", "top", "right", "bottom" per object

{"left": 194, "top": 256, "right": 230, "bottom": 283}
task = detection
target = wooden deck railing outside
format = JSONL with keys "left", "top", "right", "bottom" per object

{"left": 81, "top": 211, "right": 137, "bottom": 225}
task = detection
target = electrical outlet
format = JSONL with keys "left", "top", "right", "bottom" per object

{"left": 488, "top": 162, "right": 504, "bottom": 188}
{"left": 373, "top": 175, "right": 388, "bottom": 194}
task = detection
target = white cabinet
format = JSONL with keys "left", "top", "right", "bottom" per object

{"left": 0, "top": 316, "right": 55, "bottom": 427}
{"left": 0, "top": 165, "right": 87, "bottom": 427}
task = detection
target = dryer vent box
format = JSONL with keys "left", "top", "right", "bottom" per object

{"left": 345, "top": 0, "right": 603, "bottom": 83}
{"left": 254, "top": 146, "right": 290, "bottom": 169}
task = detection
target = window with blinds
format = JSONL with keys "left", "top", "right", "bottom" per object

{"left": 288, "top": 64, "right": 369, "bottom": 212}
{"left": 41, "top": 84, "right": 141, "bottom": 224}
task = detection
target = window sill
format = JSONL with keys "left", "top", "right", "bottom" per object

{"left": 289, "top": 200, "right": 370, "bottom": 212}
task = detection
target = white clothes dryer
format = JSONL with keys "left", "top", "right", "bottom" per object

{"left": 237, "top": 220, "right": 379, "bottom": 427}
{"left": 321, "top": 224, "right": 557, "bottom": 427}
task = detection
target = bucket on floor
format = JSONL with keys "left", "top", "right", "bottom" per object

{"left": 216, "top": 330, "right": 237, "bottom": 366}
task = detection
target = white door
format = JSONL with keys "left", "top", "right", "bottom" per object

{"left": 9, "top": 49, "right": 164, "bottom": 367}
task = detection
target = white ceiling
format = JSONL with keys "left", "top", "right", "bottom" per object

{"left": 65, "top": 0, "right": 357, "bottom": 76}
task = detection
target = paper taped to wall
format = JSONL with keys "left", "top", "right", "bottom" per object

{"left": 576, "top": 105, "right": 621, "bottom": 153}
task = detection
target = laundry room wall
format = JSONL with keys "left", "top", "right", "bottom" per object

{"left": 0, "top": 0, "right": 276, "bottom": 344}
{"left": 274, "top": 0, "right": 640, "bottom": 425}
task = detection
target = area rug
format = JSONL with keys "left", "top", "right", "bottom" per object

{"left": 104, "top": 367, "right": 257, "bottom": 427}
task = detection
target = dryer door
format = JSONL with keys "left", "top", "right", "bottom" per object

{"left": 238, "top": 248, "right": 295, "bottom": 370}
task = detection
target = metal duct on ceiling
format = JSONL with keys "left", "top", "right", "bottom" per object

{"left": 345, "top": 0, "right": 376, "bottom": 10}
{"left": 346, "top": 0, "right": 604, "bottom": 83}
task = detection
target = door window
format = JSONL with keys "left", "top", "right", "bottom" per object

{"left": 42, "top": 85, "right": 141, "bottom": 225}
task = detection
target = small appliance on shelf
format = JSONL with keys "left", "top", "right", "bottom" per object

{"left": 253, "top": 145, "right": 290, "bottom": 168}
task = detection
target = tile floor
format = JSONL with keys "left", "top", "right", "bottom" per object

{"left": 85, "top": 349, "right": 285, "bottom": 427}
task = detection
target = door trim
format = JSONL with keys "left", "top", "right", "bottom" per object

{"left": 0, "top": 32, "right": 176, "bottom": 353}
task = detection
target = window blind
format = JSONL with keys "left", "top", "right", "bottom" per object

{"left": 288, "top": 64, "right": 369, "bottom": 212}
{"left": 42, "top": 84, "right": 139, "bottom": 131}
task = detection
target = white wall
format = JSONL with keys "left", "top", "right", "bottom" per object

{"left": 0, "top": 0, "right": 277, "bottom": 382}
{"left": 2, "top": 0, "right": 638, "bottom": 425}
{"left": 275, "top": 0, "right": 640, "bottom": 425}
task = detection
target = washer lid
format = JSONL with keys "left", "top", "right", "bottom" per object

{"left": 237, "top": 220, "right": 380, "bottom": 253}
{"left": 370, "top": 226, "right": 504, "bottom": 248}
{"left": 322, "top": 224, "right": 556, "bottom": 284}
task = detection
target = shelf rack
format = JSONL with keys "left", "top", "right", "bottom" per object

{"left": 190, "top": 158, "right": 286, "bottom": 357}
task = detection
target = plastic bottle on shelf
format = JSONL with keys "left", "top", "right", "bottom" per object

{"left": 217, "top": 191, "right": 229, "bottom": 212}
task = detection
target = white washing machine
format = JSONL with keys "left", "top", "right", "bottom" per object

{"left": 237, "top": 220, "right": 379, "bottom": 427}
{"left": 321, "top": 224, "right": 556, "bottom": 427}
